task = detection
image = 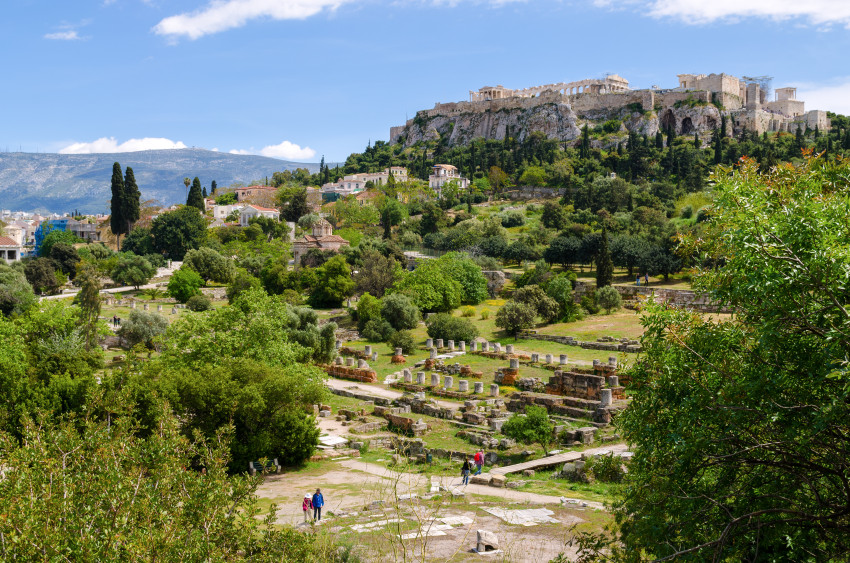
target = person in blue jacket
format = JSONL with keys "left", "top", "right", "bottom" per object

{"left": 312, "top": 488, "right": 325, "bottom": 521}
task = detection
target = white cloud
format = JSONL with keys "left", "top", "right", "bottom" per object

{"left": 795, "top": 78, "right": 850, "bottom": 115}
{"left": 229, "top": 149, "right": 250, "bottom": 154}
{"left": 594, "top": 0, "right": 850, "bottom": 27}
{"left": 44, "top": 30, "right": 81, "bottom": 40}
{"left": 59, "top": 137, "right": 188, "bottom": 154}
{"left": 153, "top": 0, "right": 350, "bottom": 40}
{"left": 260, "top": 140, "right": 316, "bottom": 159}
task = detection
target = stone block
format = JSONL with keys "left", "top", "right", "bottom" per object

{"left": 171, "top": 307, "right": 177, "bottom": 315}
{"left": 469, "top": 341, "right": 476, "bottom": 351}
{"left": 319, "top": 410, "right": 331, "bottom": 417}
{"left": 395, "top": 348, "right": 403, "bottom": 356}
{"left": 577, "top": 427, "right": 597, "bottom": 444}
{"left": 459, "top": 341, "right": 466, "bottom": 351}
{"left": 560, "top": 354, "right": 568, "bottom": 365}
{"left": 608, "top": 356, "right": 617, "bottom": 367}
{"left": 346, "top": 357, "right": 355, "bottom": 367}
{"left": 474, "top": 382, "right": 484, "bottom": 394}
{"left": 470, "top": 474, "right": 491, "bottom": 485}
{"left": 444, "top": 375, "right": 453, "bottom": 389}
{"left": 509, "top": 358, "right": 519, "bottom": 369}
{"left": 371, "top": 352, "right": 378, "bottom": 362}
{"left": 157, "top": 304, "right": 163, "bottom": 312}
{"left": 430, "top": 348, "right": 437, "bottom": 359}
{"left": 357, "top": 359, "right": 369, "bottom": 369}
{"left": 417, "top": 372, "right": 425, "bottom": 385}
{"left": 531, "top": 353, "right": 539, "bottom": 363}
{"left": 448, "top": 340, "right": 454, "bottom": 351}
{"left": 494, "top": 343, "right": 501, "bottom": 353}
{"left": 490, "top": 384, "right": 499, "bottom": 397}
{"left": 458, "top": 380, "right": 469, "bottom": 392}
{"left": 607, "top": 375, "right": 619, "bottom": 387}
{"left": 476, "top": 530, "right": 500, "bottom": 553}
{"left": 404, "top": 370, "right": 413, "bottom": 383}
{"left": 600, "top": 388, "right": 612, "bottom": 406}
{"left": 499, "top": 438, "right": 516, "bottom": 449}
{"left": 364, "top": 345, "right": 372, "bottom": 356}
{"left": 431, "top": 373, "right": 440, "bottom": 387}
{"left": 522, "top": 469, "right": 535, "bottom": 477}
{"left": 490, "top": 474, "right": 506, "bottom": 488}
{"left": 435, "top": 339, "right": 443, "bottom": 349}
{"left": 505, "top": 344, "right": 513, "bottom": 354}
{"left": 545, "top": 354, "right": 553, "bottom": 364}
{"left": 426, "top": 338, "right": 433, "bottom": 348}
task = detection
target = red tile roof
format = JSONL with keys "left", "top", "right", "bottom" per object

{"left": 0, "top": 236, "right": 19, "bottom": 246}
{"left": 245, "top": 205, "right": 279, "bottom": 212}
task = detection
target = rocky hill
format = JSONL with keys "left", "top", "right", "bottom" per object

{"left": 0, "top": 148, "right": 321, "bottom": 214}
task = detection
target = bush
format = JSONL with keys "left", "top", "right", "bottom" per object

{"left": 182, "top": 247, "right": 234, "bottom": 284}
{"left": 362, "top": 318, "right": 394, "bottom": 342}
{"left": 226, "top": 269, "right": 260, "bottom": 304}
{"left": 460, "top": 306, "right": 475, "bottom": 317}
{"left": 495, "top": 301, "right": 537, "bottom": 336}
{"left": 587, "top": 452, "right": 626, "bottom": 483}
{"left": 185, "top": 294, "right": 212, "bottom": 312}
{"left": 596, "top": 285, "right": 622, "bottom": 314}
{"left": 355, "top": 293, "right": 382, "bottom": 332}
{"left": 380, "top": 293, "right": 420, "bottom": 331}
{"left": 167, "top": 268, "right": 204, "bottom": 303}
{"left": 117, "top": 310, "right": 168, "bottom": 348}
{"left": 110, "top": 255, "right": 156, "bottom": 289}
{"left": 480, "top": 309, "right": 490, "bottom": 320}
{"left": 388, "top": 330, "right": 416, "bottom": 354}
{"left": 425, "top": 313, "right": 478, "bottom": 343}
{"left": 498, "top": 210, "right": 526, "bottom": 228}
{"left": 581, "top": 290, "right": 600, "bottom": 315}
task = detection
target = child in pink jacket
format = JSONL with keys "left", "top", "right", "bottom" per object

{"left": 302, "top": 494, "right": 313, "bottom": 522}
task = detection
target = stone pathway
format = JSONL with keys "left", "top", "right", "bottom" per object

{"left": 489, "top": 443, "right": 630, "bottom": 476}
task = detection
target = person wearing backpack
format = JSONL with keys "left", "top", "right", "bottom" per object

{"left": 473, "top": 450, "right": 483, "bottom": 475}
{"left": 461, "top": 458, "right": 471, "bottom": 485}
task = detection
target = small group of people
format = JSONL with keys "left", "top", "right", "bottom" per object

{"left": 301, "top": 488, "right": 324, "bottom": 523}
{"left": 460, "top": 450, "right": 485, "bottom": 485}
{"left": 111, "top": 315, "right": 121, "bottom": 328}
{"left": 636, "top": 273, "right": 650, "bottom": 286}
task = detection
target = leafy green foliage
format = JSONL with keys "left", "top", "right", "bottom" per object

{"left": 186, "top": 294, "right": 212, "bottom": 312}
{"left": 39, "top": 228, "right": 81, "bottom": 258}
{"left": 226, "top": 268, "right": 261, "bottom": 303}
{"left": 595, "top": 226, "right": 613, "bottom": 288}
{"left": 24, "top": 257, "right": 59, "bottom": 294}
{"left": 0, "top": 263, "right": 36, "bottom": 317}
{"left": 595, "top": 285, "right": 622, "bottom": 313}
{"left": 393, "top": 262, "right": 462, "bottom": 313}
{"left": 512, "top": 285, "right": 559, "bottom": 323}
{"left": 150, "top": 206, "right": 207, "bottom": 260}
{"left": 425, "top": 313, "right": 478, "bottom": 343}
{"left": 353, "top": 249, "right": 402, "bottom": 298}
{"left": 118, "top": 309, "right": 169, "bottom": 348}
{"left": 186, "top": 176, "right": 205, "bottom": 211}
{"left": 183, "top": 247, "right": 235, "bottom": 284}
{"left": 307, "top": 255, "right": 354, "bottom": 309}
{"left": 500, "top": 405, "right": 554, "bottom": 456}
{"left": 495, "top": 301, "right": 536, "bottom": 336}
{"left": 110, "top": 254, "right": 156, "bottom": 289}
{"left": 546, "top": 273, "right": 579, "bottom": 322}
{"left": 388, "top": 329, "right": 416, "bottom": 354}
{"left": 380, "top": 292, "right": 420, "bottom": 331}
{"left": 168, "top": 268, "right": 204, "bottom": 303}
{"left": 49, "top": 242, "right": 80, "bottom": 279}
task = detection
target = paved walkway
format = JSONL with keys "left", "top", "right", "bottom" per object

{"left": 490, "top": 443, "right": 629, "bottom": 476}
{"left": 40, "top": 263, "right": 180, "bottom": 301}
{"left": 339, "top": 458, "right": 606, "bottom": 510}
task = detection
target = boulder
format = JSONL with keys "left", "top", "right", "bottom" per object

{"left": 476, "top": 530, "right": 500, "bottom": 552}
{"left": 490, "top": 474, "right": 506, "bottom": 488}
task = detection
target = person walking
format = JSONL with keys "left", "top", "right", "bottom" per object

{"left": 312, "top": 488, "right": 324, "bottom": 521}
{"left": 302, "top": 494, "right": 313, "bottom": 523}
{"left": 644, "top": 273, "right": 649, "bottom": 286}
{"left": 473, "top": 450, "right": 483, "bottom": 475}
{"left": 636, "top": 275, "right": 641, "bottom": 286}
{"left": 461, "top": 459, "right": 471, "bottom": 485}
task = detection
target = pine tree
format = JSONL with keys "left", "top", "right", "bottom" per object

{"left": 596, "top": 225, "right": 614, "bottom": 288}
{"left": 210, "top": 180, "right": 217, "bottom": 195}
{"left": 202, "top": 187, "right": 208, "bottom": 198}
{"left": 123, "top": 166, "right": 141, "bottom": 234}
{"left": 110, "top": 162, "right": 127, "bottom": 247}
{"left": 186, "top": 177, "right": 204, "bottom": 211}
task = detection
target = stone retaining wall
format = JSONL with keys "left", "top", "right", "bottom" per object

{"left": 323, "top": 364, "right": 378, "bottom": 383}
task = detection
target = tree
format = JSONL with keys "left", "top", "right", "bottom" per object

{"left": 541, "top": 201, "right": 567, "bottom": 230}
{"left": 595, "top": 226, "right": 613, "bottom": 288}
{"left": 595, "top": 285, "right": 622, "bottom": 313}
{"left": 504, "top": 240, "right": 539, "bottom": 265}
{"left": 643, "top": 244, "right": 681, "bottom": 281}
{"left": 0, "top": 263, "right": 36, "bottom": 317}
{"left": 512, "top": 285, "right": 559, "bottom": 323}
{"left": 167, "top": 268, "right": 203, "bottom": 303}
{"left": 110, "top": 162, "right": 128, "bottom": 246}
{"left": 380, "top": 198, "right": 406, "bottom": 239}
{"left": 121, "top": 227, "right": 155, "bottom": 256}
{"left": 393, "top": 261, "right": 462, "bottom": 313}
{"left": 277, "top": 187, "right": 310, "bottom": 222}
{"left": 610, "top": 235, "right": 648, "bottom": 277}
{"left": 210, "top": 180, "right": 217, "bottom": 194}
{"left": 488, "top": 166, "right": 510, "bottom": 194}
{"left": 543, "top": 235, "right": 580, "bottom": 268}
{"left": 495, "top": 301, "right": 537, "bottom": 336}
{"left": 183, "top": 247, "right": 234, "bottom": 284}
{"left": 186, "top": 176, "right": 204, "bottom": 211}
{"left": 24, "top": 257, "right": 59, "bottom": 295}
{"left": 39, "top": 228, "right": 80, "bottom": 258}
{"left": 226, "top": 268, "right": 260, "bottom": 304}
{"left": 353, "top": 249, "right": 402, "bottom": 298}
{"left": 75, "top": 264, "right": 101, "bottom": 350}
{"left": 215, "top": 191, "right": 237, "bottom": 205}
{"left": 49, "top": 242, "right": 80, "bottom": 280}
{"left": 380, "top": 293, "right": 420, "bottom": 331}
{"left": 501, "top": 405, "right": 554, "bottom": 456}
{"left": 124, "top": 166, "right": 141, "bottom": 232}
{"left": 150, "top": 207, "right": 207, "bottom": 260}
{"left": 435, "top": 252, "right": 489, "bottom": 305}
{"left": 519, "top": 165, "right": 547, "bottom": 187}
{"left": 110, "top": 254, "right": 156, "bottom": 289}
{"left": 546, "top": 273, "right": 579, "bottom": 322}
{"left": 118, "top": 309, "right": 168, "bottom": 348}
{"left": 307, "top": 255, "right": 354, "bottom": 308}
{"left": 602, "top": 156, "right": 850, "bottom": 560}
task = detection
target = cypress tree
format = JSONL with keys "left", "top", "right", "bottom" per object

{"left": 667, "top": 128, "right": 675, "bottom": 148}
{"left": 655, "top": 131, "right": 663, "bottom": 150}
{"left": 693, "top": 133, "right": 700, "bottom": 149}
{"left": 202, "top": 187, "right": 208, "bottom": 198}
{"left": 843, "top": 129, "right": 850, "bottom": 150}
{"left": 123, "top": 166, "right": 141, "bottom": 234}
{"left": 596, "top": 225, "right": 614, "bottom": 288}
{"left": 721, "top": 115, "right": 727, "bottom": 138}
{"left": 110, "top": 162, "right": 127, "bottom": 247}
{"left": 713, "top": 132, "right": 722, "bottom": 165}
{"left": 211, "top": 180, "right": 217, "bottom": 195}
{"left": 186, "top": 177, "right": 204, "bottom": 211}
{"left": 580, "top": 125, "right": 590, "bottom": 159}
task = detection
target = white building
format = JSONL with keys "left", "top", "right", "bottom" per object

{"left": 0, "top": 236, "right": 22, "bottom": 262}
{"left": 321, "top": 167, "right": 409, "bottom": 196}
{"left": 239, "top": 205, "right": 280, "bottom": 227}
{"left": 428, "top": 164, "right": 469, "bottom": 196}
{"left": 212, "top": 204, "right": 245, "bottom": 220}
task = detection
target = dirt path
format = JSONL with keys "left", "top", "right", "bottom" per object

{"left": 325, "top": 377, "right": 460, "bottom": 410}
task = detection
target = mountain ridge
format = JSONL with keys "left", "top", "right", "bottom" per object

{"left": 0, "top": 148, "right": 322, "bottom": 214}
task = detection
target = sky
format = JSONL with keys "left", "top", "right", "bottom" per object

{"left": 2, "top": 0, "right": 850, "bottom": 163}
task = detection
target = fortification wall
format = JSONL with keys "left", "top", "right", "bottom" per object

{"left": 570, "top": 90, "right": 654, "bottom": 115}
{"left": 656, "top": 90, "right": 712, "bottom": 107}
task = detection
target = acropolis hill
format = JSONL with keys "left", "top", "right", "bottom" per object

{"left": 389, "top": 73, "right": 830, "bottom": 147}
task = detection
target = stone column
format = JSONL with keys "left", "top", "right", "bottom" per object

{"left": 335, "top": 356, "right": 344, "bottom": 365}
{"left": 171, "top": 307, "right": 178, "bottom": 315}
{"left": 481, "top": 342, "right": 488, "bottom": 352}
{"left": 395, "top": 348, "right": 403, "bottom": 357}
{"left": 430, "top": 348, "right": 437, "bottom": 359}
{"left": 426, "top": 338, "right": 433, "bottom": 348}
{"left": 490, "top": 384, "right": 500, "bottom": 397}
{"left": 335, "top": 340, "right": 342, "bottom": 350}
{"left": 346, "top": 357, "right": 355, "bottom": 367}
{"left": 357, "top": 359, "right": 369, "bottom": 369}
{"left": 364, "top": 345, "right": 372, "bottom": 356}
{"left": 459, "top": 341, "right": 466, "bottom": 351}
{"left": 131, "top": 302, "right": 136, "bottom": 309}
{"left": 143, "top": 303, "right": 149, "bottom": 311}
{"left": 494, "top": 343, "right": 501, "bottom": 353}
{"left": 415, "top": 392, "right": 426, "bottom": 401}
{"left": 404, "top": 370, "right": 412, "bottom": 383}
{"left": 431, "top": 373, "right": 440, "bottom": 387}
{"left": 447, "top": 340, "right": 455, "bottom": 351}
{"left": 371, "top": 352, "right": 378, "bottom": 362}
{"left": 545, "top": 354, "right": 553, "bottom": 364}
{"left": 435, "top": 339, "right": 444, "bottom": 349}
{"left": 458, "top": 380, "right": 469, "bottom": 392}
{"left": 444, "top": 375, "right": 453, "bottom": 389}
{"left": 417, "top": 372, "right": 426, "bottom": 385}
{"left": 509, "top": 358, "right": 519, "bottom": 369}
{"left": 607, "top": 375, "right": 619, "bottom": 387}
{"left": 469, "top": 341, "right": 476, "bottom": 352}
{"left": 600, "top": 388, "right": 612, "bottom": 406}
{"left": 531, "top": 353, "right": 539, "bottom": 363}
{"left": 608, "top": 356, "right": 617, "bottom": 367}
{"left": 593, "top": 359, "right": 600, "bottom": 367}
{"left": 474, "top": 382, "right": 484, "bottom": 394}
{"left": 560, "top": 354, "right": 568, "bottom": 365}
{"left": 505, "top": 344, "right": 513, "bottom": 355}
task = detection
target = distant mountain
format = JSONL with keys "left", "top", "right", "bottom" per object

{"left": 0, "top": 148, "right": 323, "bottom": 214}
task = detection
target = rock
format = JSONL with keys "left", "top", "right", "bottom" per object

{"left": 319, "top": 410, "right": 331, "bottom": 418}
{"left": 489, "top": 474, "right": 506, "bottom": 488}
{"left": 470, "top": 474, "right": 491, "bottom": 485}
{"left": 476, "top": 530, "right": 500, "bottom": 552}
{"left": 522, "top": 469, "right": 535, "bottom": 477}
{"left": 505, "top": 481, "right": 521, "bottom": 489}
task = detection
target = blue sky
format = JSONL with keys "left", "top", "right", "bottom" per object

{"left": 2, "top": 0, "right": 849, "bottom": 162}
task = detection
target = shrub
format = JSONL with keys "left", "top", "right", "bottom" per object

{"left": 186, "top": 294, "right": 212, "bottom": 312}
{"left": 167, "top": 268, "right": 203, "bottom": 303}
{"left": 581, "top": 290, "right": 600, "bottom": 315}
{"left": 226, "top": 269, "right": 260, "bottom": 304}
{"left": 587, "top": 453, "right": 626, "bottom": 483}
{"left": 380, "top": 293, "right": 420, "bottom": 331}
{"left": 480, "top": 309, "right": 490, "bottom": 320}
{"left": 117, "top": 310, "right": 168, "bottom": 348}
{"left": 460, "top": 306, "right": 476, "bottom": 317}
{"left": 596, "top": 285, "right": 622, "bottom": 314}
{"left": 512, "top": 285, "right": 560, "bottom": 323}
{"left": 355, "top": 293, "right": 382, "bottom": 332}
{"left": 388, "top": 330, "right": 416, "bottom": 355}
{"left": 183, "top": 247, "right": 234, "bottom": 284}
{"left": 362, "top": 318, "right": 394, "bottom": 342}
{"left": 110, "top": 255, "right": 156, "bottom": 289}
{"left": 499, "top": 210, "right": 526, "bottom": 228}
{"left": 425, "top": 313, "right": 478, "bottom": 343}
{"left": 495, "top": 301, "right": 537, "bottom": 336}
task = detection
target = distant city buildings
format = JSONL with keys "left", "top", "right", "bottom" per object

{"left": 292, "top": 218, "right": 350, "bottom": 266}
{"left": 429, "top": 164, "right": 469, "bottom": 196}
{"left": 239, "top": 204, "right": 280, "bottom": 227}
{"left": 320, "top": 167, "right": 409, "bottom": 200}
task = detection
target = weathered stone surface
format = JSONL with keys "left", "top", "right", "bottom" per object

{"left": 490, "top": 474, "right": 506, "bottom": 488}
{"left": 476, "top": 529, "right": 500, "bottom": 552}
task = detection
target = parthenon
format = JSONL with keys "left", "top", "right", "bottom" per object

{"left": 470, "top": 74, "right": 630, "bottom": 101}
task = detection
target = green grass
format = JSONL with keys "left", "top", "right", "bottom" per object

{"left": 506, "top": 466, "right": 624, "bottom": 503}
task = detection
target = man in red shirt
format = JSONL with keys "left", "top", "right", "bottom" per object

{"left": 473, "top": 450, "right": 483, "bottom": 475}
